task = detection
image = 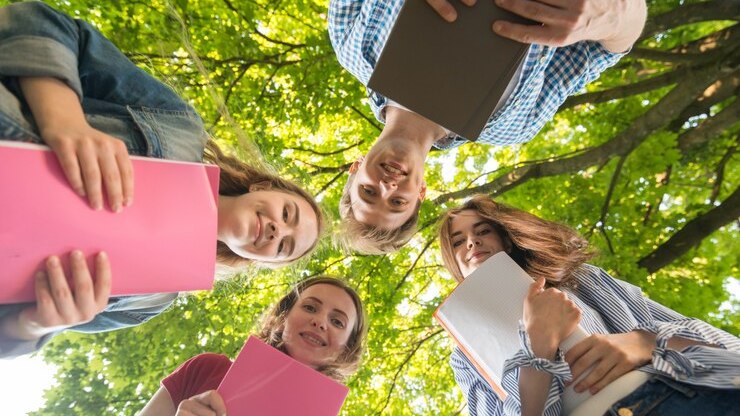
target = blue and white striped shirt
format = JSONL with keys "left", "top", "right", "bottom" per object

{"left": 328, "top": 0, "right": 625, "bottom": 149}
{"left": 450, "top": 264, "right": 740, "bottom": 415}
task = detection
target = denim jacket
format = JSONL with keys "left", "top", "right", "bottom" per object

{"left": 0, "top": 2, "right": 207, "bottom": 358}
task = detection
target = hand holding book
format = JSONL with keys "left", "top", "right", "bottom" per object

{"left": 523, "top": 276, "right": 582, "bottom": 360}
{"left": 425, "top": 0, "right": 648, "bottom": 53}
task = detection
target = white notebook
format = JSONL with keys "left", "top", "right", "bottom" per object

{"left": 434, "top": 252, "right": 590, "bottom": 404}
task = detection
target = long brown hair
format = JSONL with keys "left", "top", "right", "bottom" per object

{"left": 256, "top": 276, "right": 368, "bottom": 382}
{"left": 438, "top": 195, "right": 593, "bottom": 286}
{"left": 204, "top": 141, "right": 326, "bottom": 268}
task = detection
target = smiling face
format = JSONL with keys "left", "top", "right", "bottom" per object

{"left": 346, "top": 136, "right": 427, "bottom": 230}
{"left": 217, "top": 185, "right": 319, "bottom": 263}
{"left": 448, "top": 210, "right": 510, "bottom": 280}
{"left": 281, "top": 283, "right": 358, "bottom": 369}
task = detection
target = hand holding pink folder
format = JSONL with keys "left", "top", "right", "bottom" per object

{"left": 0, "top": 141, "right": 219, "bottom": 304}
{"left": 217, "top": 336, "right": 349, "bottom": 416}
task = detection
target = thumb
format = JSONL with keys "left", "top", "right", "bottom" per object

{"left": 528, "top": 276, "right": 546, "bottom": 296}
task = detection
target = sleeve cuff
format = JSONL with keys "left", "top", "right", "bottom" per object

{"left": 0, "top": 36, "right": 82, "bottom": 100}
{"left": 503, "top": 323, "right": 574, "bottom": 381}
{"left": 636, "top": 321, "right": 713, "bottom": 379}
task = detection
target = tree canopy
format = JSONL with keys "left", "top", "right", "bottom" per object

{"left": 6, "top": 0, "right": 737, "bottom": 414}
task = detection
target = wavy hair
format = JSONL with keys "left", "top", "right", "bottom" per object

{"left": 438, "top": 195, "right": 594, "bottom": 286}
{"left": 256, "top": 276, "right": 368, "bottom": 382}
{"left": 204, "top": 141, "right": 325, "bottom": 269}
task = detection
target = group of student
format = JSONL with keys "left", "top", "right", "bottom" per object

{"left": 0, "top": 1, "right": 738, "bottom": 415}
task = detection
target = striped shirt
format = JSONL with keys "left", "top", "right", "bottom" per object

{"left": 328, "top": 0, "right": 625, "bottom": 149}
{"left": 450, "top": 264, "right": 740, "bottom": 415}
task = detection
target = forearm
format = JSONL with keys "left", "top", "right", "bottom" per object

{"left": 520, "top": 340, "right": 559, "bottom": 416}
{"left": 599, "top": 0, "right": 647, "bottom": 53}
{"left": 519, "top": 367, "right": 554, "bottom": 416}
{"left": 19, "top": 77, "right": 87, "bottom": 135}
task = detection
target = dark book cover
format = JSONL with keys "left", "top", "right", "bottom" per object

{"left": 368, "top": 0, "right": 532, "bottom": 140}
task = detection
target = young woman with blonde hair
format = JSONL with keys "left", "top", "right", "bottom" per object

{"left": 139, "top": 276, "right": 368, "bottom": 416}
{"left": 438, "top": 194, "right": 740, "bottom": 416}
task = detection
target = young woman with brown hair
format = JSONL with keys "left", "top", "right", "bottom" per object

{"left": 138, "top": 276, "right": 368, "bottom": 416}
{"left": 0, "top": 2, "right": 324, "bottom": 359}
{"left": 437, "top": 195, "right": 740, "bottom": 416}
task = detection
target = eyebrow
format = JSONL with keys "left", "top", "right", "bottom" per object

{"left": 304, "top": 296, "right": 349, "bottom": 320}
{"left": 292, "top": 201, "right": 300, "bottom": 226}
{"left": 450, "top": 221, "right": 488, "bottom": 237}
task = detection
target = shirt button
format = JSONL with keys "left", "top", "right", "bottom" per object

{"left": 618, "top": 408, "right": 633, "bottom": 416}
{"left": 733, "top": 376, "right": 740, "bottom": 386}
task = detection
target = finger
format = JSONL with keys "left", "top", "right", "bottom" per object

{"left": 98, "top": 142, "right": 124, "bottom": 213}
{"left": 528, "top": 276, "right": 546, "bottom": 296}
{"left": 53, "top": 142, "right": 86, "bottom": 197}
{"left": 200, "top": 390, "right": 227, "bottom": 415}
{"left": 77, "top": 142, "right": 104, "bottom": 210}
{"left": 93, "top": 252, "right": 112, "bottom": 308}
{"left": 565, "top": 336, "right": 593, "bottom": 365}
{"left": 45, "top": 255, "right": 76, "bottom": 321}
{"left": 426, "top": 0, "right": 459, "bottom": 22}
{"left": 177, "top": 400, "right": 218, "bottom": 416}
{"left": 576, "top": 357, "right": 617, "bottom": 393}
{"left": 116, "top": 144, "right": 134, "bottom": 208}
{"left": 590, "top": 361, "right": 633, "bottom": 393}
{"left": 32, "top": 270, "right": 57, "bottom": 321}
{"left": 493, "top": 19, "right": 577, "bottom": 46}
{"left": 494, "top": 0, "right": 569, "bottom": 26}
{"left": 69, "top": 250, "right": 96, "bottom": 321}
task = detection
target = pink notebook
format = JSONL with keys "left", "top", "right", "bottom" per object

{"left": 218, "top": 336, "right": 350, "bottom": 416}
{"left": 0, "top": 141, "right": 219, "bottom": 304}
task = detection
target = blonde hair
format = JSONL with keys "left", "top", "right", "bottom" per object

{"left": 204, "top": 141, "right": 325, "bottom": 268}
{"left": 438, "top": 195, "right": 593, "bottom": 286}
{"left": 256, "top": 276, "right": 368, "bottom": 382}
{"left": 338, "top": 173, "right": 420, "bottom": 254}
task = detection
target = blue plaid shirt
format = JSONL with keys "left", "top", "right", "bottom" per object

{"left": 450, "top": 264, "right": 740, "bottom": 416}
{"left": 328, "top": 0, "right": 625, "bottom": 149}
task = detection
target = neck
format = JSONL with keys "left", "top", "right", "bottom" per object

{"left": 215, "top": 195, "right": 232, "bottom": 242}
{"left": 382, "top": 106, "right": 444, "bottom": 154}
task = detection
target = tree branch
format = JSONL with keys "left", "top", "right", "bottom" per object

{"left": 710, "top": 141, "right": 737, "bottom": 204}
{"left": 435, "top": 62, "right": 726, "bottom": 204}
{"left": 638, "top": 186, "right": 740, "bottom": 273}
{"left": 639, "top": 1, "right": 740, "bottom": 42}
{"left": 677, "top": 98, "right": 740, "bottom": 153}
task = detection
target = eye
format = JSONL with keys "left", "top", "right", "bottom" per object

{"left": 476, "top": 228, "right": 491, "bottom": 236}
{"left": 391, "top": 198, "right": 407, "bottom": 207}
{"left": 302, "top": 304, "right": 316, "bottom": 313}
{"left": 282, "top": 205, "right": 289, "bottom": 222}
{"left": 331, "top": 318, "right": 346, "bottom": 329}
{"left": 361, "top": 185, "right": 375, "bottom": 196}
{"left": 278, "top": 238, "right": 285, "bottom": 254}
{"left": 451, "top": 238, "right": 464, "bottom": 248}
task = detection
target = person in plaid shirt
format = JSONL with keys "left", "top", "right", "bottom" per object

{"left": 329, "top": 0, "right": 647, "bottom": 255}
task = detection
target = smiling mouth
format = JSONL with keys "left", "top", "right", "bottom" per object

{"left": 467, "top": 251, "right": 490, "bottom": 262}
{"left": 381, "top": 162, "right": 407, "bottom": 178}
{"left": 254, "top": 214, "right": 262, "bottom": 245}
{"left": 300, "top": 332, "right": 327, "bottom": 347}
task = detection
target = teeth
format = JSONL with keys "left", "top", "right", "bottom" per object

{"left": 302, "top": 333, "right": 324, "bottom": 346}
{"left": 383, "top": 164, "right": 404, "bottom": 175}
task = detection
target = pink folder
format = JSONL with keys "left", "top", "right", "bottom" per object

{"left": 218, "top": 336, "right": 350, "bottom": 416}
{"left": 0, "top": 141, "right": 219, "bottom": 304}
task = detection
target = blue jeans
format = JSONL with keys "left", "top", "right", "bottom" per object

{"left": 605, "top": 376, "right": 740, "bottom": 416}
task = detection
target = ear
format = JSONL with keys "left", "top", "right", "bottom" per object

{"left": 348, "top": 156, "right": 365, "bottom": 174}
{"left": 248, "top": 180, "right": 272, "bottom": 193}
{"left": 419, "top": 182, "right": 427, "bottom": 201}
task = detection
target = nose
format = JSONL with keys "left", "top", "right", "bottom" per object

{"left": 311, "top": 315, "right": 327, "bottom": 331}
{"left": 379, "top": 179, "right": 397, "bottom": 196}
{"left": 466, "top": 235, "right": 480, "bottom": 250}
{"left": 265, "top": 222, "right": 281, "bottom": 240}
